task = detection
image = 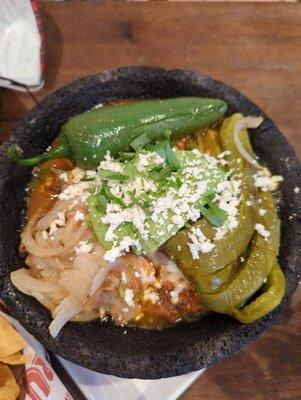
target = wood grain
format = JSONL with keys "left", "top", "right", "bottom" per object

{"left": 0, "top": 2, "right": 300, "bottom": 399}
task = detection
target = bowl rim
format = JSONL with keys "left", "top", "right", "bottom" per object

{"left": 0, "top": 66, "right": 301, "bottom": 379}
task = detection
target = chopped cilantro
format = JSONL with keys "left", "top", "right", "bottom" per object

{"left": 87, "top": 233, "right": 97, "bottom": 244}
{"left": 199, "top": 203, "right": 228, "bottom": 227}
{"left": 98, "top": 169, "right": 130, "bottom": 181}
{"left": 96, "top": 195, "right": 108, "bottom": 212}
{"left": 105, "top": 183, "right": 123, "bottom": 204}
{"left": 149, "top": 165, "right": 172, "bottom": 181}
{"left": 134, "top": 291, "right": 143, "bottom": 302}
{"left": 117, "top": 284, "right": 125, "bottom": 299}
{"left": 130, "top": 132, "right": 152, "bottom": 151}
{"left": 118, "top": 152, "right": 136, "bottom": 161}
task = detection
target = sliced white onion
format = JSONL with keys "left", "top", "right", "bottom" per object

{"left": 21, "top": 223, "right": 65, "bottom": 257}
{"left": 89, "top": 263, "right": 120, "bottom": 296}
{"left": 11, "top": 269, "right": 59, "bottom": 293}
{"left": 49, "top": 298, "right": 81, "bottom": 338}
{"left": 31, "top": 291, "right": 55, "bottom": 310}
{"left": 36, "top": 200, "right": 73, "bottom": 230}
{"left": 73, "top": 253, "right": 99, "bottom": 278}
{"left": 21, "top": 219, "right": 88, "bottom": 258}
{"left": 233, "top": 116, "right": 264, "bottom": 168}
{"left": 60, "top": 269, "right": 91, "bottom": 303}
{"left": 146, "top": 250, "right": 170, "bottom": 266}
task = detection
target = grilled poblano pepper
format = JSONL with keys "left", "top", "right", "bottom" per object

{"left": 232, "top": 262, "right": 285, "bottom": 323}
{"left": 193, "top": 259, "right": 240, "bottom": 294}
{"left": 165, "top": 113, "right": 285, "bottom": 321}
{"left": 201, "top": 129, "right": 222, "bottom": 157}
{"left": 164, "top": 113, "right": 256, "bottom": 277}
{"left": 164, "top": 173, "right": 256, "bottom": 277}
{"left": 7, "top": 97, "right": 227, "bottom": 169}
{"left": 201, "top": 191, "right": 280, "bottom": 313}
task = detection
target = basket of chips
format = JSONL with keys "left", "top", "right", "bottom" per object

{"left": 0, "top": 308, "right": 72, "bottom": 400}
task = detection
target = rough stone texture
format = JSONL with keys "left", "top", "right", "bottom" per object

{"left": 0, "top": 67, "right": 300, "bottom": 379}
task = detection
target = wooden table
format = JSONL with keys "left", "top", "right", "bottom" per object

{"left": 0, "top": 2, "right": 300, "bottom": 399}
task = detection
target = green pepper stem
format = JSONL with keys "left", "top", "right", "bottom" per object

{"left": 6, "top": 142, "right": 71, "bottom": 167}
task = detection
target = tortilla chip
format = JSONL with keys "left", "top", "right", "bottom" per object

{"left": 0, "top": 352, "right": 30, "bottom": 365}
{"left": 0, "top": 364, "right": 20, "bottom": 400}
{"left": 10, "top": 365, "right": 27, "bottom": 400}
{"left": 0, "top": 316, "right": 27, "bottom": 358}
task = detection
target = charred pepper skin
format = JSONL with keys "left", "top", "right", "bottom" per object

{"left": 7, "top": 97, "right": 227, "bottom": 168}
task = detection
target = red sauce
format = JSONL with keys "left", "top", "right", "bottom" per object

{"left": 27, "top": 157, "right": 73, "bottom": 220}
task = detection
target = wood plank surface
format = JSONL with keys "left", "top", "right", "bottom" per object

{"left": 0, "top": 2, "right": 300, "bottom": 399}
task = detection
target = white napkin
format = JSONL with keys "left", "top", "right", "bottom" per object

{"left": 0, "top": 0, "right": 43, "bottom": 90}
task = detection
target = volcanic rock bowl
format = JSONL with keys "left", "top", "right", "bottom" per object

{"left": 0, "top": 67, "right": 300, "bottom": 379}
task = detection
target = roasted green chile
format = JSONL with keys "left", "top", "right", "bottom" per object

{"left": 164, "top": 113, "right": 257, "bottom": 276}
{"left": 164, "top": 113, "right": 285, "bottom": 321}
{"left": 7, "top": 97, "right": 227, "bottom": 168}
{"left": 201, "top": 196, "right": 280, "bottom": 313}
{"left": 164, "top": 173, "right": 256, "bottom": 276}
{"left": 232, "top": 262, "right": 285, "bottom": 323}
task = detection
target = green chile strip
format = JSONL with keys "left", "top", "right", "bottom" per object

{"left": 231, "top": 262, "right": 285, "bottom": 323}
{"left": 200, "top": 189, "right": 281, "bottom": 314}
{"left": 7, "top": 97, "right": 227, "bottom": 168}
{"left": 164, "top": 174, "right": 256, "bottom": 277}
{"left": 164, "top": 113, "right": 257, "bottom": 278}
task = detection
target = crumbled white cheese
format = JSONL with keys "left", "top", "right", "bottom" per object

{"left": 294, "top": 186, "right": 300, "bottom": 194}
{"left": 86, "top": 170, "right": 97, "bottom": 178}
{"left": 214, "top": 179, "right": 241, "bottom": 240}
{"left": 143, "top": 289, "right": 159, "bottom": 304}
{"left": 124, "top": 289, "right": 135, "bottom": 307}
{"left": 98, "top": 151, "right": 123, "bottom": 172}
{"left": 217, "top": 150, "right": 231, "bottom": 159}
{"left": 136, "top": 152, "right": 165, "bottom": 171}
{"left": 74, "top": 210, "right": 85, "bottom": 221}
{"left": 259, "top": 208, "right": 267, "bottom": 216}
{"left": 188, "top": 227, "right": 215, "bottom": 259}
{"left": 58, "top": 181, "right": 90, "bottom": 202}
{"left": 253, "top": 169, "right": 283, "bottom": 191}
{"left": 41, "top": 230, "right": 48, "bottom": 240}
{"left": 49, "top": 211, "right": 66, "bottom": 235}
{"left": 75, "top": 240, "right": 93, "bottom": 255}
{"left": 103, "top": 236, "right": 141, "bottom": 263}
{"left": 59, "top": 171, "right": 69, "bottom": 183}
{"left": 121, "top": 271, "right": 127, "bottom": 283}
{"left": 102, "top": 206, "right": 148, "bottom": 242}
{"left": 172, "top": 214, "right": 185, "bottom": 229}
{"left": 240, "top": 256, "right": 245, "bottom": 263}
{"left": 169, "top": 282, "right": 186, "bottom": 304}
{"left": 255, "top": 223, "right": 270, "bottom": 239}
{"left": 218, "top": 159, "right": 228, "bottom": 166}
{"left": 140, "top": 268, "right": 156, "bottom": 285}
{"left": 69, "top": 167, "right": 85, "bottom": 184}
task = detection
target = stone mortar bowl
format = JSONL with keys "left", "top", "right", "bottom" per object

{"left": 0, "top": 67, "right": 300, "bottom": 379}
